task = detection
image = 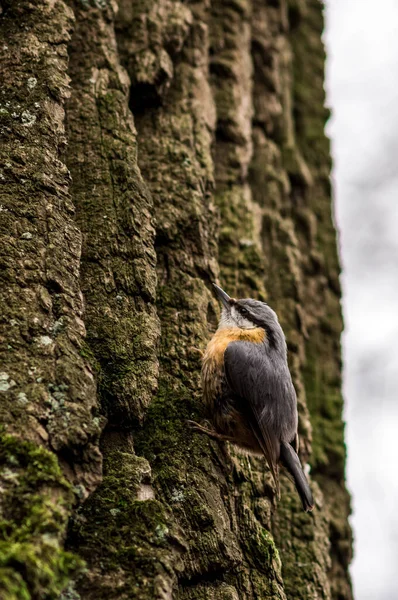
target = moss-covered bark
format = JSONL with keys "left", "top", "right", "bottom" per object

{"left": 0, "top": 0, "right": 352, "bottom": 598}
{"left": 0, "top": 2, "right": 102, "bottom": 596}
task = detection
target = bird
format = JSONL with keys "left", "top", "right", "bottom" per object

{"left": 192, "top": 283, "right": 314, "bottom": 512}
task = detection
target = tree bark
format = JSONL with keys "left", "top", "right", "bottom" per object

{"left": 0, "top": 1, "right": 353, "bottom": 599}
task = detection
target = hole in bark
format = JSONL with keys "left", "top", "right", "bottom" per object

{"left": 288, "top": 5, "right": 303, "bottom": 30}
{"left": 129, "top": 84, "right": 163, "bottom": 114}
{"left": 179, "top": 566, "right": 233, "bottom": 588}
{"left": 46, "top": 279, "right": 64, "bottom": 294}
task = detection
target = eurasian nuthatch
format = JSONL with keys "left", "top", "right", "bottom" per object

{"left": 196, "top": 283, "right": 314, "bottom": 512}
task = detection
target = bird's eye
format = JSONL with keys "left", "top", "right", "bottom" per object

{"left": 240, "top": 307, "right": 248, "bottom": 316}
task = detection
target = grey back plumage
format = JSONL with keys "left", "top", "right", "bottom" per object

{"left": 224, "top": 340, "right": 298, "bottom": 489}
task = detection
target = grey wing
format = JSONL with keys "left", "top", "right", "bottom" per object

{"left": 224, "top": 341, "right": 297, "bottom": 487}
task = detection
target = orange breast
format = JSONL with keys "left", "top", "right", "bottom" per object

{"left": 201, "top": 326, "right": 266, "bottom": 409}
{"left": 203, "top": 327, "right": 266, "bottom": 366}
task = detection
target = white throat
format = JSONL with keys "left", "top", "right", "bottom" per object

{"left": 218, "top": 306, "right": 257, "bottom": 330}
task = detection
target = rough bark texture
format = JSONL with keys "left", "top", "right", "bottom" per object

{"left": 0, "top": 1, "right": 353, "bottom": 599}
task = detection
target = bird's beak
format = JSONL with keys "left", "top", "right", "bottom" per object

{"left": 212, "top": 283, "right": 232, "bottom": 309}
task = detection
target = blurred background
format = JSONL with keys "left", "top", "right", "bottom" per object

{"left": 325, "top": 1, "right": 398, "bottom": 598}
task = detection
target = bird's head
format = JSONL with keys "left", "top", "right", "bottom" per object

{"left": 213, "top": 283, "right": 280, "bottom": 333}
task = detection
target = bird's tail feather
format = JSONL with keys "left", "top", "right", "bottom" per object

{"left": 280, "top": 441, "right": 314, "bottom": 512}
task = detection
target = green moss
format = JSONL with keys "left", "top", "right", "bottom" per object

{"left": 242, "top": 517, "right": 281, "bottom": 574}
{"left": 289, "top": 1, "right": 331, "bottom": 170}
{"left": 0, "top": 432, "right": 83, "bottom": 600}
{"left": 302, "top": 345, "right": 345, "bottom": 477}
{"left": 134, "top": 379, "right": 201, "bottom": 461}
{"left": 215, "top": 188, "right": 268, "bottom": 300}
{"left": 67, "top": 447, "right": 179, "bottom": 597}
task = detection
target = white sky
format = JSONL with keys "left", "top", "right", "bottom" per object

{"left": 324, "top": 1, "right": 398, "bottom": 598}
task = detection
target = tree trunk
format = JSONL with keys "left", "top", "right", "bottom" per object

{"left": 0, "top": 0, "right": 353, "bottom": 599}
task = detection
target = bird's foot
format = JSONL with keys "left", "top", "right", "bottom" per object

{"left": 187, "top": 420, "right": 232, "bottom": 442}
{"left": 188, "top": 346, "right": 204, "bottom": 358}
